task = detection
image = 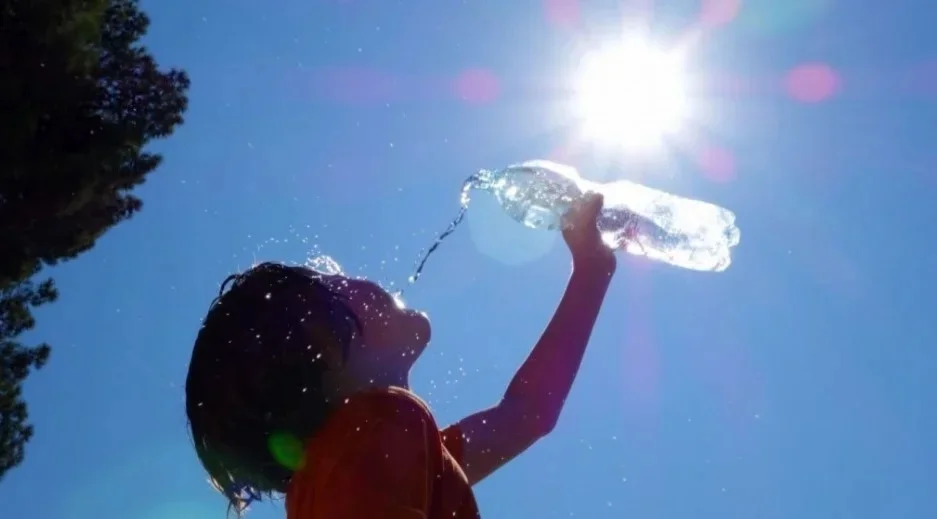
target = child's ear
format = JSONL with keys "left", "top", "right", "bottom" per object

{"left": 303, "top": 321, "right": 347, "bottom": 370}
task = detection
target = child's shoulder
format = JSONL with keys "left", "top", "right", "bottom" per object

{"left": 334, "top": 386, "right": 437, "bottom": 428}
{"left": 299, "top": 387, "right": 442, "bottom": 471}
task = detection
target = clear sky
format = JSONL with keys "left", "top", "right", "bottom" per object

{"left": 4, "top": 0, "right": 937, "bottom": 518}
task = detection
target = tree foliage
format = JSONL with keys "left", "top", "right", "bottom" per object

{"left": 0, "top": 0, "right": 189, "bottom": 480}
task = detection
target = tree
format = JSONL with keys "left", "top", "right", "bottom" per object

{"left": 0, "top": 0, "right": 189, "bottom": 480}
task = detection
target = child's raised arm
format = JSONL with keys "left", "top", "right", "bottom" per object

{"left": 444, "top": 193, "right": 616, "bottom": 485}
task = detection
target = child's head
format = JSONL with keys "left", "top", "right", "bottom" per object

{"left": 185, "top": 262, "right": 430, "bottom": 511}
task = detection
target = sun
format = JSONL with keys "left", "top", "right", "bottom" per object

{"left": 573, "top": 39, "right": 689, "bottom": 151}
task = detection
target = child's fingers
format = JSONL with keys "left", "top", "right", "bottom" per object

{"left": 564, "top": 193, "right": 603, "bottom": 232}
{"left": 563, "top": 197, "right": 583, "bottom": 223}
{"left": 583, "top": 192, "right": 604, "bottom": 219}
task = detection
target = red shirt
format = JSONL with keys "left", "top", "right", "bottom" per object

{"left": 286, "top": 387, "right": 480, "bottom": 518}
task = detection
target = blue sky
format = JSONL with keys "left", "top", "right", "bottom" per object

{"left": 3, "top": 0, "right": 937, "bottom": 517}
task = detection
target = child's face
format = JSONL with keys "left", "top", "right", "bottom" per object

{"left": 314, "top": 271, "right": 431, "bottom": 377}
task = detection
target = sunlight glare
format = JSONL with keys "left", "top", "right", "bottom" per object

{"left": 574, "top": 40, "right": 689, "bottom": 151}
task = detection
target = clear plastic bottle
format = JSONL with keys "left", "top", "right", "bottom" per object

{"left": 473, "top": 160, "right": 741, "bottom": 272}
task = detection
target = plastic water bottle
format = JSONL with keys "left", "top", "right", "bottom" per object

{"left": 408, "top": 160, "right": 740, "bottom": 284}
{"left": 472, "top": 160, "right": 740, "bottom": 272}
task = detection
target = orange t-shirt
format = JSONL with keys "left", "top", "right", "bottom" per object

{"left": 285, "top": 387, "right": 480, "bottom": 518}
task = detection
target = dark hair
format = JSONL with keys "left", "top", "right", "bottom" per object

{"left": 185, "top": 262, "right": 360, "bottom": 514}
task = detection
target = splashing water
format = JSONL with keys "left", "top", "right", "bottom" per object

{"left": 391, "top": 290, "right": 407, "bottom": 309}
{"left": 305, "top": 254, "right": 344, "bottom": 276}
{"left": 408, "top": 172, "right": 485, "bottom": 284}
{"left": 307, "top": 252, "right": 410, "bottom": 309}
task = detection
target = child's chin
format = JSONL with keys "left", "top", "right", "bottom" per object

{"left": 406, "top": 310, "right": 431, "bottom": 345}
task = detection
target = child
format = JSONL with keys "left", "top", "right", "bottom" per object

{"left": 185, "top": 193, "right": 616, "bottom": 518}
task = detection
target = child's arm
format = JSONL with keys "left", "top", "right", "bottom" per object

{"left": 445, "top": 194, "right": 616, "bottom": 485}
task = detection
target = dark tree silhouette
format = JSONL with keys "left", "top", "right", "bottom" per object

{"left": 0, "top": 0, "right": 189, "bottom": 480}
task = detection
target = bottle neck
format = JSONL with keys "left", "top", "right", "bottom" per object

{"left": 470, "top": 168, "right": 495, "bottom": 188}
{"left": 459, "top": 169, "right": 496, "bottom": 206}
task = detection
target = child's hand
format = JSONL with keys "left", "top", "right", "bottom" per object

{"left": 562, "top": 192, "right": 616, "bottom": 272}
